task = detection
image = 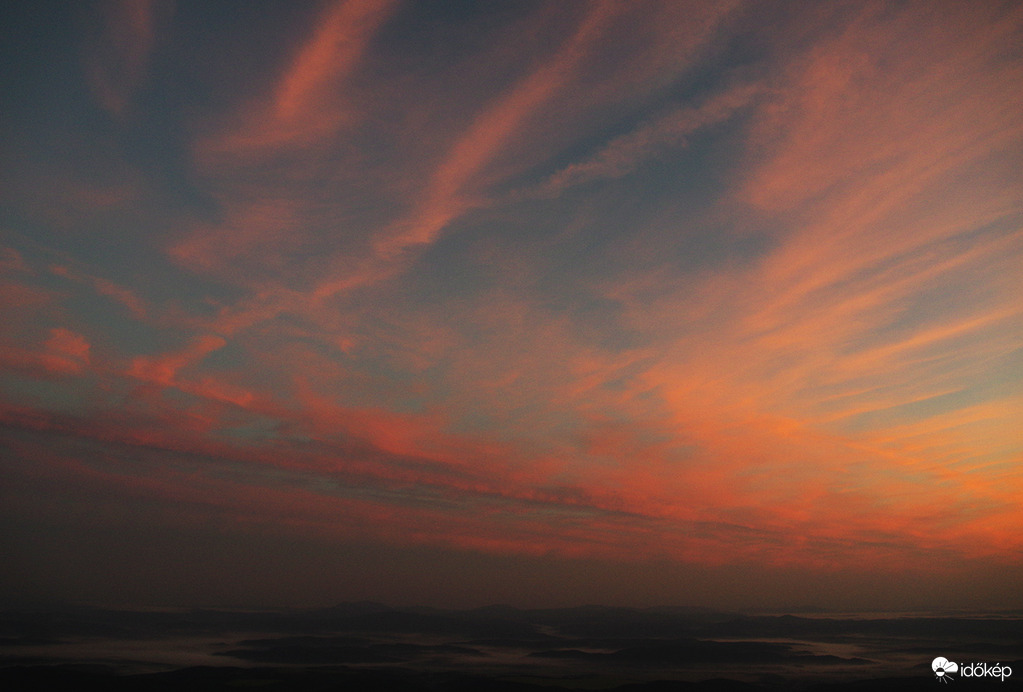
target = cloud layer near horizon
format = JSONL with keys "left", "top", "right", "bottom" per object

{"left": 2, "top": 0, "right": 1021, "bottom": 608}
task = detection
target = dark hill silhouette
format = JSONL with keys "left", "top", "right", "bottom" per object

{"left": 1, "top": 603, "right": 1020, "bottom": 691}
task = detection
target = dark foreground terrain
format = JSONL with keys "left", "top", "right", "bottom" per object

{"left": 0, "top": 664, "right": 957, "bottom": 691}
{"left": 1, "top": 603, "right": 1019, "bottom": 690}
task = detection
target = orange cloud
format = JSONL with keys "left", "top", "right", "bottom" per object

{"left": 198, "top": 0, "right": 397, "bottom": 160}
{"left": 6, "top": 0, "right": 1022, "bottom": 588}
{"left": 44, "top": 327, "right": 91, "bottom": 370}
{"left": 0, "top": 325, "right": 91, "bottom": 378}
{"left": 274, "top": 0, "right": 396, "bottom": 124}
{"left": 129, "top": 334, "right": 227, "bottom": 385}
{"left": 172, "top": 1, "right": 400, "bottom": 329}
{"left": 578, "top": 1, "right": 1023, "bottom": 566}
{"left": 369, "top": 4, "right": 620, "bottom": 261}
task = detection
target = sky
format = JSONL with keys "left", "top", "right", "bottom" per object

{"left": 1, "top": 0, "right": 1022, "bottom": 611}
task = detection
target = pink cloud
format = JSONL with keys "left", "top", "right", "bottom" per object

{"left": 5, "top": 1, "right": 1021, "bottom": 585}
{"left": 128, "top": 334, "right": 227, "bottom": 385}
{"left": 571, "top": 1, "right": 1023, "bottom": 567}
{"left": 0, "top": 321, "right": 91, "bottom": 378}
{"left": 368, "top": 3, "right": 620, "bottom": 261}
{"left": 44, "top": 327, "right": 91, "bottom": 367}
{"left": 273, "top": 0, "right": 397, "bottom": 125}
{"left": 199, "top": 0, "right": 397, "bottom": 161}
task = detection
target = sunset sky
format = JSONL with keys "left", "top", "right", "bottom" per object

{"left": 2, "top": 0, "right": 1021, "bottom": 611}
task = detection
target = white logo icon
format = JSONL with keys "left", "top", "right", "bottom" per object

{"left": 933, "top": 657, "right": 959, "bottom": 683}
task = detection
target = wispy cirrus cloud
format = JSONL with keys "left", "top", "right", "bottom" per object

{"left": 535, "top": 82, "right": 763, "bottom": 198}
{"left": 592, "top": 0, "right": 1023, "bottom": 563}
{"left": 2, "top": 0, "right": 1022, "bottom": 608}
{"left": 200, "top": 0, "right": 398, "bottom": 161}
